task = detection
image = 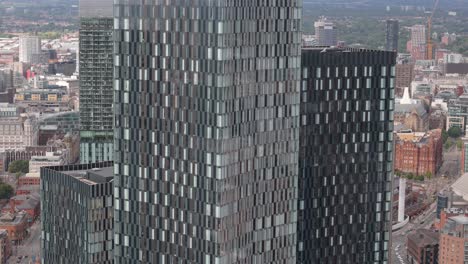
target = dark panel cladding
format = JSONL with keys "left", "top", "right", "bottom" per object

{"left": 113, "top": 1, "right": 302, "bottom": 263}
{"left": 41, "top": 162, "right": 114, "bottom": 264}
{"left": 299, "top": 47, "right": 396, "bottom": 264}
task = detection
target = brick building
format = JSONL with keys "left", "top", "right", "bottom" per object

{"left": 395, "top": 129, "right": 443, "bottom": 176}
{"left": 407, "top": 229, "right": 439, "bottom": 264}
{"left": 2, "top": 193, "right": 40, "bottom": 220}
{"left": 395, "top": 63, "right": 415, "bottom": 96}
{"left": 439, "top": 215, "right": 468, "bottom": 264}
{"left": 0, "top": 212, "right": 29, "bottom": 242}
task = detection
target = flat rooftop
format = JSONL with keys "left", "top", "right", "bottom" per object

{"left": 450, "top": 215, "right": 468, "bottom": 225}
{"left": 63, "top": 166, "right": 113, "bottom": 185}
{"left": 407, "top": 229, "right": 439, "bottom": 247}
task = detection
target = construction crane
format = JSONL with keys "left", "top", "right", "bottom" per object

{"left": 426, "top": 0, "right": 440, "bottom": 60}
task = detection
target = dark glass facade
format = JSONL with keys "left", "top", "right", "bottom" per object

{"left": 299, "top": 47, "right": 396, "bottom": 264}
{"left": 41, "top": 162, "right": 114, "bottom": 264}
{"left": 385, "top": 20, "right": 399, "bottom": 52}
{"left": 113, "top": 1, "right": 302, "bottom": 263}
{"left": 79, "top": 6, "right": 114, "bottom": 163}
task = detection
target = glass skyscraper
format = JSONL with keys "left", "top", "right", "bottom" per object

{"left": 79, "top": 0, "right": 114, "bottom": 163}
{"left": 299, "top": 47, "right": 396, "bottom": 264}
{"left": 113, "top": 1, "right": 302, "bottom": 263}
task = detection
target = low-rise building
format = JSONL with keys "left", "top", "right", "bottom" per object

{"left": 407, "top": 229, "right": 439, "bottom": 264}
{"left": 394, "top": 129, "right": 443, "bottom": 176}
{"left": 0, "top": 212, "right": 29, "bottom": 242}
{"left": 2, "top": 193, "right": 40, "bottom": 220}
{"left": 14, "top": 87, "right": 68, "bottom": 103}
{"left": 0, "top": 115, "right": 38, "bottom": 152}
{"left": 28, "top": 152, "right": 66, "bottom": 174}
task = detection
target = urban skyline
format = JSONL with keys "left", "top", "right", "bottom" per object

{"left": 0, "top": 0, "right": 465, "bottom": 263}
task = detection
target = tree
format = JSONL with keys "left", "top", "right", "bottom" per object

{"left": 457, "top": 139, "right": 463, "bottom": 150}
{"left": 8, "top": 160, "right": 29, "bottom": 174}
{"left": 415, "top": 175, "right": 425, "bottom": 181}
{"left": 424, "top": 172, "right": 433, "bottom": 180}
{"left": 442, "top": 130, "right": 449, "bottom": 143}
{"left": 0, "top": 184, "right": 13, "bottom": 200}
{"left": 448, "top": 126, "right": 462, "bottom": 138}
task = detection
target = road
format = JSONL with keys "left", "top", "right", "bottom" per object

{"left": 391, "top": 204, "right": 436, "bottom": 264}
{"left": 391, "top": 144, "right": 460, "bottom": 263}
{"left": 438, "top": 144, "right": 460, "bottom": 179}
{"left": 8, "top": 220, "right": 40, "bottom": 264}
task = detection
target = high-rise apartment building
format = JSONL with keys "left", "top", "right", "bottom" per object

{"left": 385, "top": 19, "right": 399, "bottom": 52}
{"left": 315, "top": 18, "right": 338, "bottom": 46}
{"left": 79, "top": 0, "right": 114, "bottom": 163}
{"left": 41, "top": 162, "right": 114, "bottom": 264}
{"left": 299, "top": 47, "right": 396, "bottom": 263}
{"left": 19, "top": 35, "right": 41, "bottom": 64}
{"left": 113, "top": 1, "right": 302, "bottom": 263}
{"left": 410, "top": 25, "right": 426, "bottom": 47}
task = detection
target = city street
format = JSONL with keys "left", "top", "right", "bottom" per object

{"left": 391, "top": 144, "right": 461, "bottom": 263}
{"left": 8, "top": 220, "right": 40, "bottom": 264}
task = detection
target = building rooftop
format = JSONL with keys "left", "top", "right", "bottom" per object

{"left": 396, "top": 129, "right": 441, "bottom": 145}
{"left": 407, "top": 229, "right": 439, "bottom": 247}
{"left": 450, "top": 215, "right": 468, "bottom": 225}
{"left": 63, "top": 166, "right": 113, "bottom": 185}
{"left": 0, "top": 211, "right": 27, "bottom": 226}
{"left": 452, "top": 173, "right": 468, "bottom": 201}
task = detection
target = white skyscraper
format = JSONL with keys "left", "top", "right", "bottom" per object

{"left": 314, "top": 18, "right": 338, "bottom": 46}
{"left": 410, "top": 25, "right": 426, "bottom": 47}
{"left": 19, "top": 35, "right": 41, "bottom": 64}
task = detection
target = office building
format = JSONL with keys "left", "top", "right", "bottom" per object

{"left": 315, "top": 18, "right": 338, "bottom": 46}
{"left": 79, "top": 0, "right": 114, "bottom": 163}
{"left": 299, "top": 47, "right": 396, "bottom": 263}
{"left": 448, "top": 94, "right": 468, "bottom": 133}
{"left": 406, "top": 229, "right": 439, "bottom": 264}
{"left": 439, "top": 215, "right": 468, "bottom": 264}
{"left": 41, "top": 162, "right": 114, "bottom": 264}
{"left": 386, "top": 19, "right": 399, "bottom": 52}
{"left": 19, "top": 36, "right": 41, "bottom": 64}
{"left": 113, "top": 1, "right": 302, "bottom": 263}
{"left": 0, "top": 112, "right": 38, "bottom": 152}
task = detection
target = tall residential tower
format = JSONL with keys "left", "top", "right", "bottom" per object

{"left": 113, "top": 1, "right": 302, "bottom": 263}
{"left": 385, "top": 19, "right": 399, "bottom": 52}
{"left": 79, "top": 0, "right": 114, "bottom": 163}
{"left": 299, "top": 47, "right": 396, "bottom": 263}
{"left": 19, "top": 35, "right": 41, "bottom": 64}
